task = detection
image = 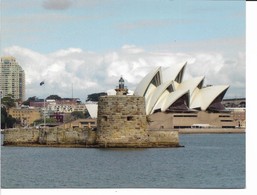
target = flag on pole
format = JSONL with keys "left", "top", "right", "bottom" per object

{"left": 40, "top": 81, "right": 45, "bottom": 86}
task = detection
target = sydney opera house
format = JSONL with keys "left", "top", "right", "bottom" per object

{"left": 133, "top": 61, "right": 236, "bottom": 129}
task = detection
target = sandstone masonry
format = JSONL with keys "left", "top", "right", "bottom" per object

{"left": 96, "top": 95, "right": 148, "bottom": 147}
{"left": 3, "top": 127, "right": 96, "bottom": 147}
{"left": 96, "top": 95, "right": 180, "bottom": 147}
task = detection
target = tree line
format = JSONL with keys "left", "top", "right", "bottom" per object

{"left": 1, "top": 95, "right": 17, "bottom": 129}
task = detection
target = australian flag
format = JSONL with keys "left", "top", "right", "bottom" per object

{"left": 40, "top": 81, "right": 45, "bottom": 86}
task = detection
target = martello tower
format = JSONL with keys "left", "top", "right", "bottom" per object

{"left": 96, "top": 77, "right": 148, "bottom": 147}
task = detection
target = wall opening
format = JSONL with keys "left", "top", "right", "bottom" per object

{"left": 102, "top": 116, "right": 108, "bottom": 122}
{"left": 127, "top": 116, "right": 133, "bottom": 121}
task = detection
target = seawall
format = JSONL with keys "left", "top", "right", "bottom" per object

{"left": 3, "top": 127, "right": 97, "bottom": 147}
{"left": 2, "top": 127, "right": 244, "bottom": 147}
{"left": 2, "top": 127, "right": 180, "bottom": 148}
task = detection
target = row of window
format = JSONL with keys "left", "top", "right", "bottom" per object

{"left": 219, "top": 115, "right": 231, "bottom": 117}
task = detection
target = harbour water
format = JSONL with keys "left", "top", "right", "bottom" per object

{"left": 1, "top": 134, "right": 245, "bottom": 188}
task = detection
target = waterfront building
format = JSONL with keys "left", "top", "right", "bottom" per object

{"left": 134, "top": 61, "right": 229, "bottom": 114}
{"left": 46, "top": 99, "right": 85, "bottom": 113}
{"left": 29, "top": 98, "right": 86, "bottom": 114}
{"left": 27, "top": 97, "right": 90, "bottom": 123}
{"left": 0, "top": 56, "right": 25, "bottom": 101}
{"left": 134, "top": 61, "right": 236, "bottom": 129}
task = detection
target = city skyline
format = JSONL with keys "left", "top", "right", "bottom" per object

{"left": 1, "top": 0, "right": 245, "bottom": 101}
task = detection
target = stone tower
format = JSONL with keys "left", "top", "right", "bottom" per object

{"left": 96, "top": 78, "right": 148, "bottom": 147}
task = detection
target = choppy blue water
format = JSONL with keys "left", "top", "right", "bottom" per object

{"left": 1, "top": 134, "right": 245, "bottom": 188}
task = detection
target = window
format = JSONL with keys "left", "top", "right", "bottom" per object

{"left": 102, "top": 116, "right": 107, "bottom": 122}
{"left": 221, "top": 120, "right": 233, "bottom": 122}
{"left": 174, "top": 115, "right": 197, "bottom": 117}
{"left": 219, "top": 115, "right": 230, "bottom": 118}
{"left": 127, "top": 116, "right": 133, "bottom": 121}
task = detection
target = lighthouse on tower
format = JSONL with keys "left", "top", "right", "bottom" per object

{"left": 115, "top": 76, "right": 128, "bottom": 95}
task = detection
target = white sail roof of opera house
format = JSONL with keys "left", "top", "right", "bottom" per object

{"left": 153, "top": 89, "right": 190, "bottom": 114}
{"left": 133, "top": 61, "right": 230, "bottom": 115}
{"left": 190, "top": 85, "right": 229, "bottom": 111}
{"left": 134, "top": 66, "right": 162, "bottom": 97}
{"left": 145, "top": 80, "right": 174, "bottom": 114}
{"left": 162, "top": 61, "right": 187, "bottom": 83}
{"left": 85, "top": 103, "right": 98, "bottom": 118}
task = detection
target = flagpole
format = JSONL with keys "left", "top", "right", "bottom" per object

{"left": 0, "top": 90, "right": 2, "bottom": 132}
{"left": 44, "top": 92, "right": 46, "bottom": 129}
{"left": 72, "top": 83, "right": 73, "bottom": 99}
{"left": 40, "top": 81, "right": 46, "bottom": 129}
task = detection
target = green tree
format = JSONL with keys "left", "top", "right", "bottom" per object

{"left": 1, "top": 107, "right": 16, "bottom": 129}
{"left": 46, "top": 95, "right": 62, "bottom": 100}
{"left": 5, "top": 115, "right": 16, "bottom": 128}
{"left": 22, "top": 96, "right": 37, "bottom": 106}
{"left": 85, "top": 109, "right": 90, "bottom": 118}
{"left": 1, "top": 95, "right": 16, "bottom": 108}
{"left": 71, "top": 111, "right": 86, "bottom": 119}
{"left": 86, "top": 92, "right": 107, "bottom": 102}
{"left": 1, "top": 108, "right": 6, "bottom": 129}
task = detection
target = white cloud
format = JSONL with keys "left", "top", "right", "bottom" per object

{"left": 2, "top": 45, "right": 245, "bottom": 101}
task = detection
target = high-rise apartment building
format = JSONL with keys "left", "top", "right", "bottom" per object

{"left": 0, "top": 56, "right": 25, "bottom": 101}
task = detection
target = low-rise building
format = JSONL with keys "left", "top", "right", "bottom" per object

{"left": 29, "top": 98, "right": 86, "bottom": 114}
{"left": 8, "top": 107, "right": 41, "bottom": 126}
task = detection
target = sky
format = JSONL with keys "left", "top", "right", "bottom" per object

{"left": 0, "top": 0, "right": 246, "bottom": 101}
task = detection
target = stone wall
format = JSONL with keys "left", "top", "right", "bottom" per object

{"left": 2, "top": 126, "right": 180, "bottom": 148}
{"left": 38, "top": 127, "right": 88, "bottom": 145}
{"left": 148, "top": 130, "right": 179, "bottom": 147}
{"left": 3, "top": 128, "right": 40, "bottom": 145}
{"left": 96, "top": 95, "right": 149, "bottom": 147}
{"left": 3, "top": 127, "right": 96, "bottom": 147}
{"left": 147, "top": 112, "right": 173, "bottom": 130}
